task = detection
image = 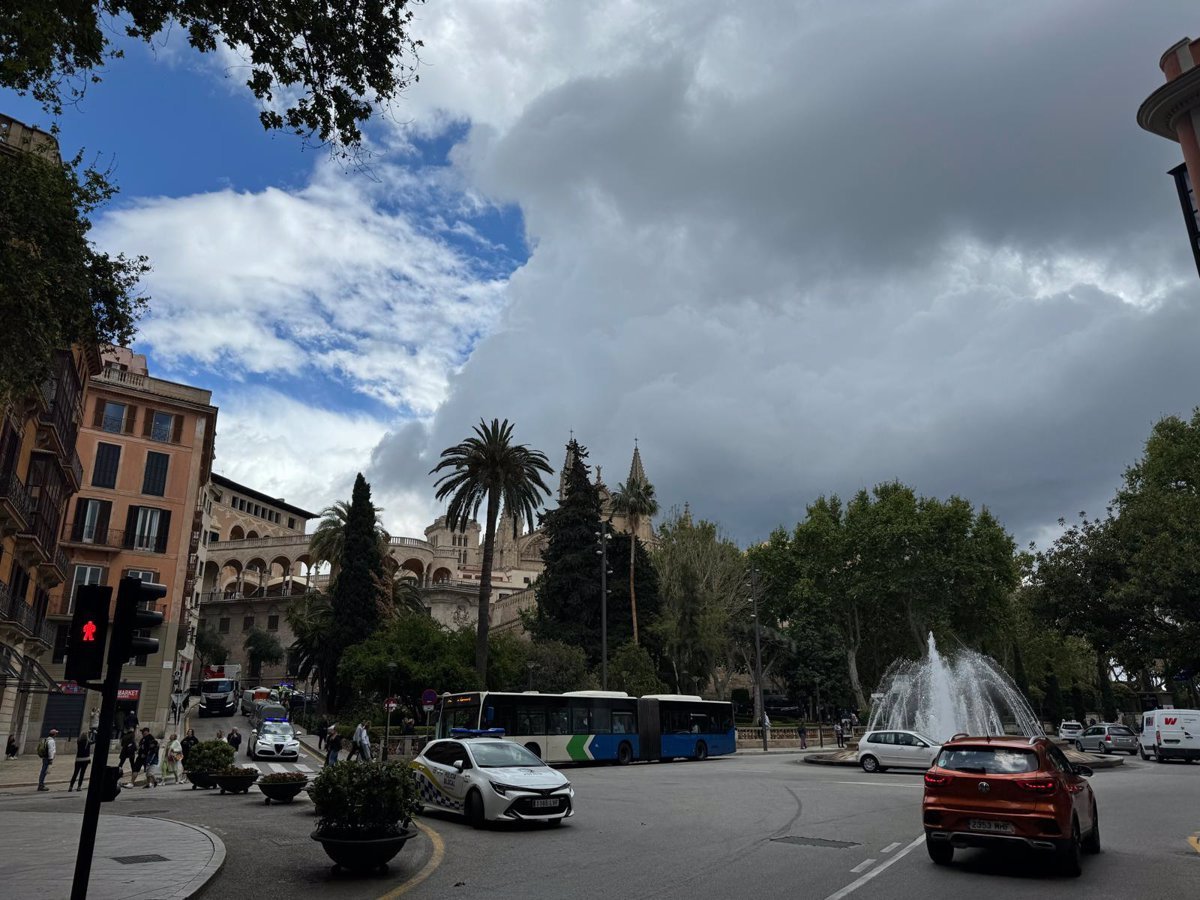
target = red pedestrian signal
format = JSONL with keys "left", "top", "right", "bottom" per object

{"left": 66, "top": 586, "right": 112, "bottom": 683}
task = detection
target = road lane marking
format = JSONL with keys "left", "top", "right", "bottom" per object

{"left": 269, "top": 763, "right": 288, "bottom": 773}
{"left": 376, "top": 818, "right": 445, "bottom": 899}
{"left": 833, "top": 781, "right": 922, "bottom": 789}
{"left": 881, "top": 842, "right": 901, "bottom": 853}
{"left": 850, "top": 859, "right": 876, "bottom": 873}
{"left": 822, "top": 835, "right": 924, "bottom": 900}
{"left": 296, "top": 764, "right": 313, "bottom": 773}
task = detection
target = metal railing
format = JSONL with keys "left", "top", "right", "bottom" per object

{"left": 53, "top": 546, "right": 70, "bottom": 579}
{"left": 216, "top": 534, "right": 311, "bottom": 550}
{"left": 390, "top": 536, "right": 433, "bottom": 551}
{"left": 0, "top": 470, "right": 33, "bottom": 525}
{"left": 0, "top": 582, "right": 37, "bottom": 634}
{"left": 61, "top": 521, "right": 127, "bottom": 550}
{"left": 68, "top": 451, "right": 83, "bottom": 489}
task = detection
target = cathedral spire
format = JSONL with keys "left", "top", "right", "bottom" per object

{"left": 559, "top": 435, "right": 579, "bottom": 501}
{"left": 627, "top": 438, "right": 647, "bottom": 485}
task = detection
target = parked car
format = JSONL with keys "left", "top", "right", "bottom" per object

{"left": 1058, "top": 720, "right": 1084, "bottom": 741}
{"left": 412, "top": 736, "right": 574, "bottom": 827}
{"left": 250, "top": 701, "right": 289, "bottom": 729}
{"left": 922, "top": 735, "right": 1099, "bottom": 876}
{"left": 1077, "top": 723, "right": 1137, "bottom": 755}
{"left": 857, "top": 729, "right": 940, "bottom": 773}
{"left": 241, "top": 687, "right": 270, "bottom": 715}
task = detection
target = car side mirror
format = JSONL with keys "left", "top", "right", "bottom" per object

{"left": 1074, "top": 765, "right": 1093, "bottom": 777}
{"left": 452, "top": 759, "right": 465, "bottom": 772}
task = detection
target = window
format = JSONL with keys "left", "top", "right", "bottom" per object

{"left": 267, "top": 615, "right": 279, "bottom": 631}
{"left": 72, "top": 497, "right": 112, "bottom": 543}
{"left": 8, "top": 563, "right": 31, "bottom": 605}
{"left": 142, "top": 451, "right": 169, "bottom": 496}
{"left": 243, "top": 616, "right": 254, "bottom": 632}
{"left": 125, "top": 506, "right": 171, "bottom": 552}
{"left": 209, "top": 531, "right": 219, "bottom": 544}
{"left": 92, "top": 443, "right": 121, "bottom": 488}
{"left": 287, "top": 517, "right": 296, "bottom": 530}
{"left": 145, "top": 410, "right": 178, "bottom": 443}
{"left": 125, "top": 569, "right": 157, "bottom": 582}
{"left": 218, "top": 617, "right": 230, "bottom": 634}
{"left": 69, "top": 565, "right": 105, "bottom": 614}
{"left": 97, "top": 400, "right": 128, "bottom": 434}
{"left": 52, "top": 623, "right": 70, "bottom": 664}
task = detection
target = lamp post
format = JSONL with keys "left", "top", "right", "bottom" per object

{"left": 526, "top": 661, "right": 536, "bottom": 691}
{"left": 383, "top": 661, "right": 397, "bottom": 761}
{"left": 596, "top": 528, "right": 612, "bottom": 690}
{"left": 748, "top": 568, "right": 767, "bottom": 752}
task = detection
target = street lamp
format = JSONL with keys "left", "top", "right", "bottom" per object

{"left": 383, "top": 661, "right": 397, "bottom": 761}
{"left": 747, "top": 568, "right": 767, "bottom": 752}
{"left": 526, "top": 660, "right": 536, "bottom": 691}
{"left": 596, "top": 528, "right": 612, "bottom": 690}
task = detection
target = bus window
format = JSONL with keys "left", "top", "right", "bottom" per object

{"left": 570, "top": 704, "right": 591, "bottom": 733}
{"left": 593, "top": 703, "right": 612, "bottom": 734}
{"left": 612, "top": 711, "right": 635, "bottom": 734}
{"left": 547, "top": 702, "right": 569, "bottom": 735}
{"left": 517, "top": 705, "right": 545, "bottom": 735}
{"left": 489, "top": 697, "right": 518, "bottom": 736}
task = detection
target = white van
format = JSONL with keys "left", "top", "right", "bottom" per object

{"left": 1138, "top": 709, "right": 1200, "bottom": 762}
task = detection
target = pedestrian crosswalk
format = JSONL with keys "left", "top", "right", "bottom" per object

{"left": 247, "top": 760, "right": 316, "bottom": 776}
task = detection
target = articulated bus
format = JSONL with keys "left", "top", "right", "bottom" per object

{"left": 435, "top": 690, "right": 736, "bottom": 764}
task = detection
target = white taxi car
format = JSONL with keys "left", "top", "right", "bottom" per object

{"left": 249, "top": 720, "right": 300, "bottom": 761}
{"left": 413, "top": 732, "right": 574, "bottom": 828}
{"left": 856, "top": 729, "right": 940, "bottom": 773}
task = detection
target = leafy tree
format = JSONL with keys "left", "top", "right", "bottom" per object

{"left": 528, "top": 439, "right": 605, "bottom": 661}
{"left": 286, "top": 592, "right": 335, "bottom": 702}
{"left": 431, "top": 418, "right": 553, "bottom": 686}
{"left": 192, "top": 628, "right": 228, "bottom": 687}
{"left": 610, "top": 473, "right": 659, "bottom": 645}
{"left": 309, "top": 498, "right": 390, "bottom": 578}
{"left": 1070, "top": 685, "right": 1088, "bottom": 724}
{"left": 1043, "top": 673, "right": 1065, "bottom": 726}
{"left": 1010, "top": 641, "right": 1031, "bottom": 700}
{"left": 0, "top": 146, "right": 146, "bottom": 402}
{"left": 524, "top": 640, "right": 594, "bottom": 694}
{"left": 1097, "top": 654, "right": 1118, "bottom": 722}
{"left": 609, "top": 642, "right": 666, "bottom": 697}
{"left": 244, "top": 628, "right": 284, "bottom": 681}
{"left": 1, "top": 1, "right": 425, "bottom": 152}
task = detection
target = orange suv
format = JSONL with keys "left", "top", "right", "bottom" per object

{"left": 922, "top": 735, "right": 1099, "bottom": 876}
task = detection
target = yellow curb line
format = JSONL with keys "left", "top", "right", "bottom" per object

{"left": 1188, "top": 833, "right": 1200, "bottom": 854}
{"left": 376, "top": 819, "right": 445, "bottom": 900}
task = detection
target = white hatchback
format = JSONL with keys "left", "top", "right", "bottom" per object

{"left": 1058, "top": 720, "right": 1084, "bottom": 741}
{"left": 857, "top": 730, "right": 940, "bottom": 773}
{"left": 413, "top": 736, "right": 574, "bottom": 827}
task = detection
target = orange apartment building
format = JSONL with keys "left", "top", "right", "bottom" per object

{"left": 28, "top": 349, "right": 217, "bottom": 740}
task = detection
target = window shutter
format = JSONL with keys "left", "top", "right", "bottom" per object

{"left": 156, "top": 509, "right": 172, "bottom": 553}
{"left": 142, "top": 408, "right": 155, "bottom": 437}
{"left": 92, "top": 400, "right": 105, "bottom": 428}
{"left": 71, "top": 503, "right": 86, "bottom": 541}
{"left": 99, "top": 566, "right": 109, "bottom": 586}
{"left": 124, "top": 506, "right": 139, "bottom": 548}
{"left": 172, "top": 414, "right": 184, "bottom": 444}
{"left": 124, "top": 404, "right": 138, "bottom": 434}
{"left": 96, "top": 500, "right": 111, "bottom": 542}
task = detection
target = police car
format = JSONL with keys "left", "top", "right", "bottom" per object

{"left": 412, "top": 729, "right": 574, "bottom": 828}
{"left": 249, "top": 719, "right": 301, "bottom": 761}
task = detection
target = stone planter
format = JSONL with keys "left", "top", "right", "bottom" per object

{"left": 311, "top": 826, "right": 417, "bottom": 873}
{"left": 260, "top": 780, "right": 307, "bottom": 804}
{"left": 215, "top": 772, "right": 259, "bottom": 794}
{"left": 188, "top": 771, "right": 218, "bottom": 790}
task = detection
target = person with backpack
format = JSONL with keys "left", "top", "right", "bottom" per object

{"left": 139, "top": 728, "right": 161, "bottom": 789}
{"left": 36, "top": 728, "right": 58, "bottom": 791}
{"left": 68, "top": 732, "right": 92, "bottom": 792}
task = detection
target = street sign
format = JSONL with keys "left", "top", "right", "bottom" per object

{"left": 385, "top": 697, "right": 398, "bottom": 713}
{"left": 421, "top": 688, "right": 438, "bottom": 713}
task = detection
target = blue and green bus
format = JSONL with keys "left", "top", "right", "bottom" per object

{"left": 435, "top": 690, "right": 736, "bottom": 764}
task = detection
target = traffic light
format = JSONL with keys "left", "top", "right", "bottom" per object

{"left": 108, "top": 576, "right": 166, "bottom": 666}
{"left": 65, "top": 585, "right": 112, "bottom": 683}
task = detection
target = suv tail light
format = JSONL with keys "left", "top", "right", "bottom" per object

{"left": 924, "top": 772, "right": 950, "bottom": 787}
{"left": 1015, "top": 777, "right": 1057, "bottom": 794}
{"left": 1104, "top": 733, "right": 1111, "bottom": 743}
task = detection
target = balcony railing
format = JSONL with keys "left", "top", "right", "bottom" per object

{"left": 0, "top": 470, "right": 33, "bottom": 527}
{"left": 53, "top": 546, "right": 70, "bottom": 580}
{"left": 61, "top": 521, "right": 127, "bottom": 551}
{"left": 0, "top": 580, "right": 37, "bottom": 634}
{"left": 198, "top": 584, "right": 320, "bottom": 605}
{"left": 215, "top": 534, "right": 312, "bottom": 550}
{"left": 390, "top": 536, "right": 433, "bottom": 551}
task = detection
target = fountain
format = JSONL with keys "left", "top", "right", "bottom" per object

{"left": 867, "top": 633, "right": 1041, "bottom": 743}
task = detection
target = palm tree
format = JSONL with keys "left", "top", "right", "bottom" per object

{"left": 610, "top": 474, "right": 659, "bottom": 645}
{"left": 308, "top": 499, "right": 391, "bottom": 577}
{"left": 431, "top": 418, "right": 553, "bottom": 684}
{"left": 286, "top": 593, "right": 335, "bottom": 706}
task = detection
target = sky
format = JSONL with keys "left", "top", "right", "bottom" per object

{"left": 5, "top": 0, "right": 1199, "bottom": 548}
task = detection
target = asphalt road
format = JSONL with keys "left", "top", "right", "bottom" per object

{"left": 0, "top": 720, "right": 1195, "bottom": 900}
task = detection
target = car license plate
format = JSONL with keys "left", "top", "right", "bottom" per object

{"left": 531, "top": 798, "right": 558, "bottom": 808}
{"left": 969, "top": 819, "right": 1014, "bottom": 834}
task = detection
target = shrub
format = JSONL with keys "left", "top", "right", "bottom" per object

{"left": 183, "top": 740, "right": 234, "bottom": 773}
{"left": 261, "top": 771, "right": 308, "bottom": 784}
{"left": 219, "top": 766, "right": 260, "bottom": 777}
{"left": 310, "top": 760, "right": 419, "bottom": 839}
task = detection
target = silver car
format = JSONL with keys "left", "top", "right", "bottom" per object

{"left": 1076, "top": 723, "right": 1137, "bottom": 755}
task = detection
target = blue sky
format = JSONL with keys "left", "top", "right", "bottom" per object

{"left": 5, "top": 2, "right": 1199, "bottom": 548}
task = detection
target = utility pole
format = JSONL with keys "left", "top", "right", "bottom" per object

{"left": 749, "top": 568, "right": 767, "bottom": 752}
{"left": 596, "top": 527, "right": 611, "bottom": 690}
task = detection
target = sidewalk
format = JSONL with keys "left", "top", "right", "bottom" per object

{"left": 0, "top": 811, "right": 224, "bottom": 899}
{"left": 0, "top": 754, "right": 77, "bottom": 789}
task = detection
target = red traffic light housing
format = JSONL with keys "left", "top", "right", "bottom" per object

{"left": 108, "top": 576, "right": 166, "bottom": 666}
{"left": 65, "top": 584, "right": 113, "bottom": 683}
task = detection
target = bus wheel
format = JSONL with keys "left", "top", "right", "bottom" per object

{"left": 525, "top": 742, "right": 542, "bottom": 760}
{"left": 617, "top": 742, "right": 633, "bottom": 766}
{"left": 694, "top": 741, "right": 708, "bottom": 761}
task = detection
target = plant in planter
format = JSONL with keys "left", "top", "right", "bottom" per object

{"left": 309, "top": 760, "right": 420, "bottom": 872}
{"left": 259, "top": 771, "right": 308, "bottom": 804}
{"left": 182, "top": 740, "right": 235, "bottom": 790}
{"left": 215, "top": 765, "right": 260, "bottom": 794}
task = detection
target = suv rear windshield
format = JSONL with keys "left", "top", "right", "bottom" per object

{"left": 936, "top": 747, "right": 1038, "bottom": 774}
{"left": 1108, "top": 726, "right": 1133, "bottom": 736}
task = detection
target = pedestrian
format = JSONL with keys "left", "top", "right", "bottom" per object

{"left": 227, "top": 727, "right": 242, "bottom": 753}
{"left": 139, "top": 728, "right": 161, "bottom": 789}
{"left": 835, "top": 722, "right": 845, "bottom": 748}
{"left": 850, "top": 712, "right": 859, "bottom": 729}
{"left": 353, "top": 720, "right": 372, "bottom": 762}
{"left": 761, "top": 712, "right": 771, "bottom": 744}
{"left": 180, "top": 728, "right": 199, "bottom": 783}
{"left": 317, "top": 718, "right": 328, "bottom": 750}
{"left": 325, "top": 726, "right": 342, "bottom": 767}
{"left": 36, "top": 729, "right": 58, "bottom": 791}
{"left": 123, "top": 708, "right": 138, "bottom": 733}
{"left": 118, "top": 728, "right": 137, "bottom": 781}
{"left": 69, "top": 732, "right": 92, "bottom": 792}
{"left": 5, "top": 734, "right": 17, "bottom": 759}
{"left": 165, "top": 733, "right": 185, "bottom": 785}
{"left": 799, "top": 722, "right": 808, "bottom": 750}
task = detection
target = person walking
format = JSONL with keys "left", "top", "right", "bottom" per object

{"left": 317, "top": 718, "right": 328, "bottom": 750}
{"left": 140, "top": 729, "right": 161, "bottom": 788}
{"left": 118, "top": 727, "right": 137, "bottom": 784}
{"left": 798, "top": 722, "right": 808, "bottom": 750}
{"left": 325, "top": 726, "right": 342, "bottom": 767}
{"left": 353, "top": 720, "right": 372, "bottom": 762}
{"left": 834, "top": 722, "right": 845, "bottom": 749}
{"left": 227, "top": 727, "right": 242, "bottom": 754}
{"left": 36, "top": 729, "right": 58, "bottom": 791}
{"left": 69, "top": 732, "right": 92, "bottom": 792}
{"left": 215, "top": 728, "right": 225, "bottom": 742}
{"left": 179, "top": 728, "right": 199, "bottom": 783}
{"left": 761, "top": 712, "right": 771, "bottom": 745}
{"left": 5, "top": 734, "right": 18, "bottom": 759}
{"left": 164, "top": 733, "right": 185, "bottom": 785}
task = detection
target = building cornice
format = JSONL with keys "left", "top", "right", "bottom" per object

{"left": 1138, "top": 65, "right": 1200, "bottom": 140}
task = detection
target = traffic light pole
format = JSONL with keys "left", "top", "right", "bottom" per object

{"left": 71, "top": 656, "right": 123, "bottom": 900}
